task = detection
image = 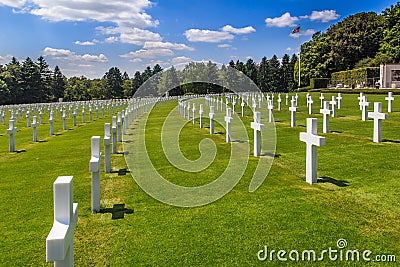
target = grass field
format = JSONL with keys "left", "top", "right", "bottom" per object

{"left": 0, "top": 92, "right": 399, "bottom": 266}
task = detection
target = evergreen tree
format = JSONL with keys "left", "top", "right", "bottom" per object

{"left": 257, "top": 57, "right": 268, "bottom": 92}
{"left": 103, "top": 67, "right": 123, "bottom": 99}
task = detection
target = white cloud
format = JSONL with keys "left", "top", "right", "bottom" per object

{"left": 265, "top": 12, "right": 299, "bottom": 27}
{"left": 184, "top": 29, "right": 234, "bottom": 43}
{"left": 218, "top": 44, "right": 231, "bottom": 48}
{"left": 119, "top": 28, "right": 162, "bottom": 45}
{"left": 171, "top": 56, "right": 192, "bottom": 65}
{"left": 74, "top": 40, "right": 97, "bottom": 46}
{"left": 43, "top": 47, "right": 108, "bottom": 63}
{"left": 104, "top": 36, "right": 119, "bottom": 43}
{"left": 120, "top": 48, "right": 174, "bottom": 59}
{"left": 0, "top": 54, "right": 13, "bottom": 64}
{"left": 221, "top": 25, "right": 256, "bottom": 34}
{"left": 0, "top": 0, "right": 25, "bottom": 8}
{"left": 143, "top": 41, "right": 195, "bottom": 51}
{"left": 309, "top": 10, "right": 340, "bottom": 22}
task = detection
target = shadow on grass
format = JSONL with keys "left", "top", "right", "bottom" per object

{"left": 38, "top": 140, "right": 48, "bottom": 143}
{"left": 382, "top": 139, "right": 400, "bottom": 144}
{"left": 261, "top": 152, "right": 281, "bottom": 158}
{"left": 99, "top": 203, "right": 133, "bottom": 220}
{"left": 298, "top": 125, "right": 306, "bottom": 128}
{"left": 123, "top": 140, "right": 133, "bottom": 143}
{"left": 318, "top": 176, "right": 349, "bottom": 187}
{"left": 111, "top": 168, "right": 130, "bottom": 176}
{"left": 117, "top": 151, "right": 129, "bottom": 155}
{"left": 16, "top": 149, "right": 27, "bottom": 153}
{"left": 232, "top": 139, "right": 247, "bottom": 143}
{"left": 330, "top": 130, "right": 343, "bottom": 134}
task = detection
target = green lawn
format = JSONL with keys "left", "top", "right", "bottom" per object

{"left": 0, "top": 93, "right": 399, "bottom": 266}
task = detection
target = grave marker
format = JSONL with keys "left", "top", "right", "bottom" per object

{"left": 209, "top": 106, "right": 215, "bottom": 134}
{"left": 224, "top": 108, "right": 233, "bottom": 142}
{"left": 385, "top": 92, "right": 395, "bottom": 113}
{"left": 32, "top": 116, "right": 38, "bottom": 142}
{"left": 46, "top": 176, "right": 78, "bottom": 267}
{"left": 199, "top": 104, "right": 204, "bottom": 128}
{"left": 251, "top": 112, "right": 264, "bottom": 157}
{"left": 368, "top": 102, "right": 388, "bottom": 143}
{"left": 300, "top": 118, "right": 326, "bottom": 184}
{"left": 320, "top": 101, "right": 331, "bottom": 133}
{"left": 289, "top": 96, "right": 298, "bottom": 127}
{"left": 90, "top": 136, "right": 101, "bottom": 213}
{"left": 104, "top": 123, "right": 111, "bottom": 173}
{"left": 112, "top": 116, "right": 117, "bottom": 154}
{"left": 6, "top": 119, "right": 17, "bottom": 152}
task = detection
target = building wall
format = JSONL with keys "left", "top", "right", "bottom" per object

{"left": 380, "top": 63, "right": 400, "bottom": 88}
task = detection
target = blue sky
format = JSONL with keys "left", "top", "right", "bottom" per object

{"left": 0, "top": 0, "right": 397, "bottom": 78}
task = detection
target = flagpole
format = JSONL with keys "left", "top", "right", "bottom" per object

{"left": 298, "top": 32, "right": 301, "bottom": 88}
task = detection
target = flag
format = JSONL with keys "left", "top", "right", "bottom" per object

{"left": 291, "top": 26, "right": 300, "bottom": 34}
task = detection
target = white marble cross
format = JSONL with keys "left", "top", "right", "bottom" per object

{"left": 209, "top": 106, "right": 215, "bottom": 134}
{"left": 300, "top": 118, "right": 326, "bottom": 184}
{"left": 104, "top": 123, "right": 111, "bottom": 173}
{"left": 385, "top": 92, "right": 395, "bottom": 113}
{"left": 307, "top": 96, "right": 314, "bottom": 114}
{"left": 49, "top": 111, "right": 55, "bottom": 136}
{"left": 192, "top": 103, "right": 196, "bottom": 124}
{"left": 26, "top": 110, "right": 31, "bottom": 127}
{"left": 319, "top": 93, "right": 325, "bottom": 108}
{"left": 285, "top": 93, "right": 289, "bottom": 105}
{"left": 32, "top": 116, "right": 38, "bottom": 142}
{"left": 289, "top": 96, "right": 298, "bottom": 127}
{"left": 46, "top": 176, "right": 78, "bottom": 267}
{"left": 117, "top": 112, "right": 122, "bottom": 142}
{"left": 90, "top": 136, "right": 101, "bottom": 213}
{"left": 357, "top": 93, "right": 364, "bottom": 110}
{"left": 251, "top": 111, "right": 264, "bottom": 157}
{"left": 199, "top": 104, "right": 204, "bottom": 128}
{"left": 337, "top": 93, "right": 343, "bottom": 109}
{"left": 320, "top": 101, "right": 331, "bottom": 133}
{"left": 187, "top": 103, "right": 191, "bottom": 120}
{"left": 368, "top": 102, "right": 388, "bottom": 143}
{"left": 277, "top": 94, "right": 282, "bottom": 111}
{"left": 241, "top": 99, "right": 245, "bottom": 117}
{"left": 306, "top": 93, "right": 310, "bottom": 107}
{"left": 225, "top": 108, "right": 233, "bottom": 142}
{"left": 330, "top": 96, "right": 337, "bottom": 117}
{"left": 6, "top": 119, "right": 17, "bottom": 152}
{"left": 112, "top": 116, "right": 117, "bottom": 154}
{"left": 361, "top": 96, "right": 370, "bottom": 121}
{"left": 267, "top": 100, "right": 274, "bottom": 122}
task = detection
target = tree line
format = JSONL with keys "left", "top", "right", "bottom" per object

{"left": 0, "top": 53, "right": 298, "bottom": 104}
{"left": 298, "top": 2, "right": 400, "bottom": 86}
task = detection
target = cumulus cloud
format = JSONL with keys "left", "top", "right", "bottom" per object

{"left": 221, "top": 25, "right": 256, "bottom": 34}
{"left": 171, "top": 56, "right": 192, "bottom": 65}
{"left": 218, "top": 44, "right": 231, "bottom": 48}
{"left": 4, "top": 0, "right": 160, "bottom": 45}
{"left": 184, "top": 29, "right": 234, "bottom": 43}
{"left": 265, "top": 12, "right": 299, "bottom": 27}
{"left": 120, "top": 48, "right": 174, "bottom": 60}
{"left": 143, "top": 41, "right": 195, "bottom": 51}
{"left": 43, "top": 47, "right": 108, "bottom": 63}
{"left": 309, "top": 10, "right": 340, "bottom": 22}
{"left": 0, "top": 0, "right": 25, "bottom": 8}
{"left": 74, "top": 40, "right": 97, "bottom": 46}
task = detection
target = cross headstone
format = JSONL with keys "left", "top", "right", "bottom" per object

{"left": 277, "top": 94, "right": 282, "bottom": 111}
{"left": 337, "top": 93, "right": 343, "bottom": 109}
{"left": 209, "top": 106, "right": 215, "bottom": 134}
{"left": 267, "top": 100, "right": 274, "bottom": 123}
{"left": 361, "top": 96, "right": 370, "bottom": 121}
{"left": 300, "top": 118, "right": 326, "bottom": 184}
{"left": 289, "top": 96, "right": 298, "bottom": 127}
{"left": 112, "top": 116, "right": 117, "bottom": 154}
{"left": 187, "top": 103, "right": 191, "bottom": 120}
{"left": 73, "top": 110, "right": 77, "bottom": 127}
{"left": 89, "top": 107, "right": 93, "bottom": 121}
{"left": 358, "top": 93, "right": 364, "bottom": 110}
{"left": 330, "top": 96, "right": 337, "bottom": 117}
{"left": 307, "top": 96, "right": 313, "bottom": 114}
{"left": 90, "top": 136, "right": 101, "bottom": 213}
{"left": 104, "top": 123, "right": 111, "bottom": 173}
{"left": 26, "top": 110, "right": 31, "bottom": 127}
{"left": 32, "top": 116, "right": 38, "bottom": 142}
{"left": 320, "top": 101, "right": 331, "bottom": 133}
{"left": 62, "top": 110, "right": 67, "bottom": 130}
{"left": 49, "top": 112, "right": 55, "bottom": 136}
{"left": 46, "top": 176, "right": 78, "bottom": 267}
{"left": 224, "top": 108, "right": 233, "bottom": 142}
{"left": 82, "top": 108, "right": 85, "bottom": 123}
{"left": 199, "top": 104, "right": 204, "bottom": 128}
{"left": 251, "top": 112, "right": 264, "bottom": 157}
{"left": 192, "top": 103, "right": 196, "bottom": 124}
{"left": 241, "top": 99, "right": 245, "bottom": 117}
{"left": 117, "top": 113, "right": 122, "bottom": 142}
{"left": 319, "top": 93, "right": 325, "bottom": 108}
{"left": 285, "top": 93, "right": 289, "bottom": 106}
{"left": 306, "top": 93, "right": 310, "bottom": 107}
{"left": 6, "top": 119, "right": 17, "bottom": 152}
{"left": 368, "top": 102, "right": 388, "bottom": 143}
{"left": 385, "top": 92, "right": 395, "bottom": 113}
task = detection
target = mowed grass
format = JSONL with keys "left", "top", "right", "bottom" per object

{"left": 0, "top": 93, "right": 399, "bottom": 266}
